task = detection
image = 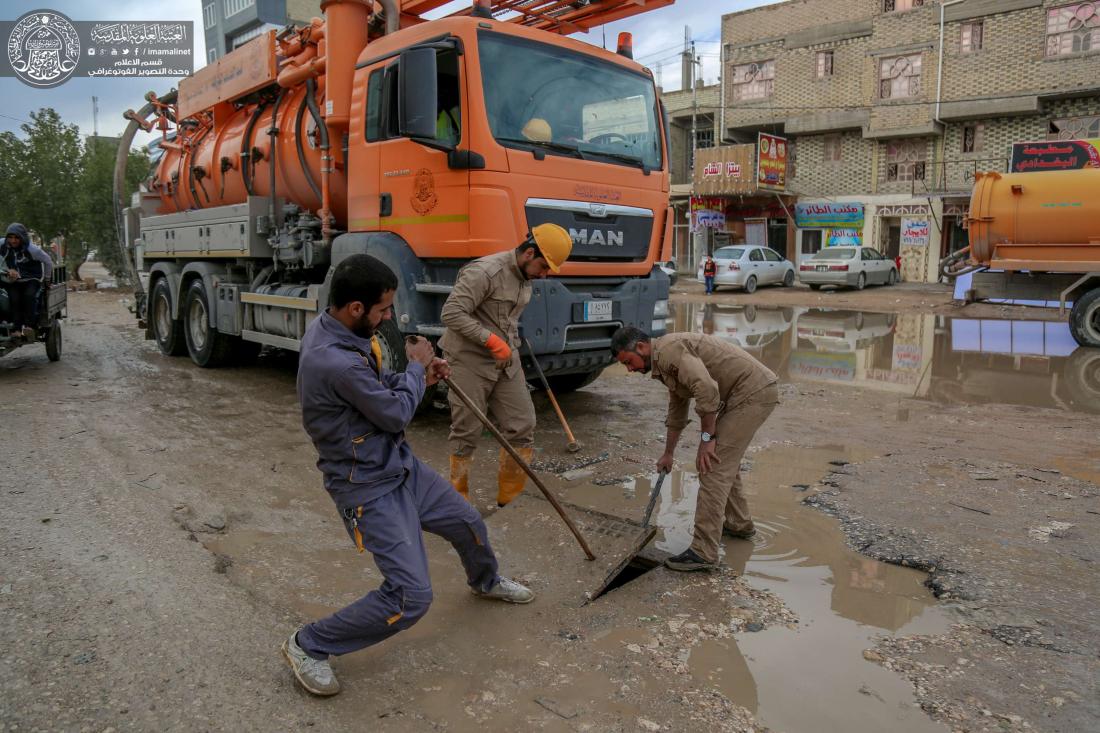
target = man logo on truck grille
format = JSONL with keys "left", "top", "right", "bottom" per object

{"left": 411, "top": 168, "right": 438, "bottom": 215}
{"left": 569, "top": 228, "right": 625, "bottom": 247}
{"left": 8, "top": 11, "right": 80, "bottom": 88}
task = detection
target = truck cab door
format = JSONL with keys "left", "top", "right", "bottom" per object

{"left": 376, "top": 44, "right": 470, "bottom": 258}
{"left": 346, "top": 65, "right": 385, "bottom": 231}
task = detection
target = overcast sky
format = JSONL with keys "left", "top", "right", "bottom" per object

{"left": 0, "top": 0, "right": 781, "bottom": 146}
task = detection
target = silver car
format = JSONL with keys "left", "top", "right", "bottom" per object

{"left": 797, "top": 246, "right": 899, "bottom": 290}
{"left": 696, "top": 245, "right": 797, "bottom": 294}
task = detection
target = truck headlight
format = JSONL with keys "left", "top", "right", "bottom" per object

{"left": 653, "top": 299, "right": 669, "bottom": 318}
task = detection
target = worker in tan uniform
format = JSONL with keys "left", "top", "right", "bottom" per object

{"left": 440, "top": 224, "right": 573, "bottom": 506}
{"left": 610, "top": 326, "right": 779, "bottom": 572}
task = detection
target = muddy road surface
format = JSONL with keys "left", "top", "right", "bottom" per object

{"left": 1, "top": 290, "right": 1097, "bottom": 732}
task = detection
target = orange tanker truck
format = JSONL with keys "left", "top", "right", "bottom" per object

{"left": 941, "top": 168, "right": 1100, "bottom": 349}
{"left": 113, "top": 0, "right": 675, "bottom": 390}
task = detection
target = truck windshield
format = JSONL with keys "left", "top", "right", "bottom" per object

{"left": 479, "top": 31, "right": 663, "bottom": 171}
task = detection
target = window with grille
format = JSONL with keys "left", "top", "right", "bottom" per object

{"left": 884, "top": 139, "right": 926, "bottom": 182}
{"left": 879, "top": 54, "right": 922, "bottom": 99}
{"left": 689, "top": 127, "right": 714, "bottom": 173}
{"left": 961, "top": 21, "right": 984, "bottom": 52}
{"left": 823, "top": 135, "right": 843, "bottom": 162}
{"left": 1048, "top": 115, "right": 1100, "bottom": 139}
{"left": 961, "top": 124, "right": 984, "bottom": 153}
{"left": 731, "top": 60, "right": 775, "bottom": 101}
{"left": 207, "top": 48, "right": 217, "bottom": 64}
{"left": 1046, "top": 3, "right": 1100, "bottom": 56}
{"left": 883, "top": 0, "right": 925, "bottom": 12}
{"left": 223, "top": 0, "right": 255, "bottom": 19}
{"left": 816, "top": 51, "right": 834, "bottom": 78}
{"left": 203, "top": 4, "right": 217, "bottom": 29}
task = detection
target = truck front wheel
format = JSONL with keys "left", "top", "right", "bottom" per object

{"left": 1069, "top": 288, "right": 1100, "bottom": 348}
{"left": 375, "top": 319, "right": 436, "bottom": 411}
{"left": 183, "top": 279, "right": 233, "bottom": 368}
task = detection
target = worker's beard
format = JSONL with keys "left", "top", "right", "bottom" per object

{"left": 351, "top": 313, "right": 376, "bottom": 339}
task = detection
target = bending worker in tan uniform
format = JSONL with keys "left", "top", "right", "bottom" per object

{"left": 440, "top": 224, "right": 573, "bottom": 506}
{"left": 610, "top": 326, "right": 780, "bottom": 572}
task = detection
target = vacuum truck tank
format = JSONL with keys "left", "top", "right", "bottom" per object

{"left": 966, "top": 168, "right": 1100, "bottom": 272}
{"left": 941, "top": 168, "right": 1100, "bottom": 349}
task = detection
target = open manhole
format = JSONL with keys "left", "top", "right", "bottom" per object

{"left": 485, "top": 494, "right": 657, "bottom": 606}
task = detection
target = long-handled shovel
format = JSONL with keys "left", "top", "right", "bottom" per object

{"left": 524, "top": 339, "right": 581, "bottom": 453}
{"left": 641, "top": 470, "right": 669, "bottom": 528}
{"left": 444, "top": 376, "right": 597, "bottom": 561}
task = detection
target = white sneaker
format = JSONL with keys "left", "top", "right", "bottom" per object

{"left": 281, "top": 631, "right": 340, "bottom": 696}
{"left": 472, "top": 576, "right": 534, "bottom": 604}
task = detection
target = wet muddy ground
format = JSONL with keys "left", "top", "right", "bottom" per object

{"left": 1, "top": 289, "right": 1097, "bottom": 732}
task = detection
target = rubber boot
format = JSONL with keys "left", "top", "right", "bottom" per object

{"left": 497, "top": 446, "right": 533, "bottom": 507}
{"left": 450, "top": 454, "right": 472, "bottom": 501}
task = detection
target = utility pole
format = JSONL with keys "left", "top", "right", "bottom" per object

{"left": 92, "top": 96, "right": 99, "bottom": 138}
{"left": 690, "top": 40, "right": 698, "bottom": 177}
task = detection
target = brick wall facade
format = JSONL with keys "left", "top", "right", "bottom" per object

{"left": 717, "top": 0, "right": 1100, "bottom": 281}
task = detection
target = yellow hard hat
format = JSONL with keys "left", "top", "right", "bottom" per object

{"left": 530, "top": 223, "right": 572, "bottom": 273}
{"left": 522, "top": 118, "right": 552, "bottom": 143}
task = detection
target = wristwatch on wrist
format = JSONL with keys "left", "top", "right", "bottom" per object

{"left": 701, "top": 431, "right": 714, "bottom": 443}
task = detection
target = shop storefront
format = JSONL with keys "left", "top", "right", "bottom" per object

{"left": 689, "top": 138, "right": 794, "bottom": 264}
{"left": 793, "top": 201, "right": 866, "bottom": 268}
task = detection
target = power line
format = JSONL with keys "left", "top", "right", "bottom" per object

{"left": 0, "top": 112, "right": 32, "bottom": 125}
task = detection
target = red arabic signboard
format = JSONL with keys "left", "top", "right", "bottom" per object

{"left": 1009, "top": 139, "right": 1100, "bottom": 173}
{"left": 756, "top": 133, "right": 788, "bottom": 191}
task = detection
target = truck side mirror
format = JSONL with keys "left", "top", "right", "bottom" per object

{"left": 398, "top": 48, "right": 439, "bottom": 141}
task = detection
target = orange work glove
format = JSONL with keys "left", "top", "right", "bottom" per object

{"left": 484, "top": 333, "right": 512, "bottom": 362}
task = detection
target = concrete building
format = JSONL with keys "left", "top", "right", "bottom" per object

{"left": 201, "top": 0, "right": 321, "bottom": 64}
{"left": 661, "top": 59, "right": 720, "bottom": 273}
{"left": 718, "top": 0, "right": 1100, "bottom": 282}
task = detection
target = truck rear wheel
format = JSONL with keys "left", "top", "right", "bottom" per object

{"left": 1069, "top": 288, "right": 1100, "bottom": 348}
{"left": 183, "top": 279, "right": 233, "bottom": 368}
{"left": 151, "top": 278, "right": 187, "bottom": 356}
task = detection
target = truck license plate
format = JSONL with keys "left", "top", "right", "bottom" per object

{"left": 583, "top": 300, "right": 613, "bottom": 322}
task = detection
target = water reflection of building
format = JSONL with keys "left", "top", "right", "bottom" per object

{"left": 788, "top": 310, "right": 935, "bottom": 398}
{"left": 667, "top": 303, "right": 1099, "bottom": 413}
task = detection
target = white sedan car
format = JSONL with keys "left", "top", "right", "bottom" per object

{"left": 797, "top": 246, "right": 898, "bottom": 290}
{"left": 696, "top": 245, "right": 796, "bottom": 294}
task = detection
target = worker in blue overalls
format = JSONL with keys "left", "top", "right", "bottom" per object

{"left": 283, "top": 253, "right": 534, "bottom": 696}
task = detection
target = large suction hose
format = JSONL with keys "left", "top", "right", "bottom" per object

{"left": 114, "top": 90, "right": 176, "bottom": 303}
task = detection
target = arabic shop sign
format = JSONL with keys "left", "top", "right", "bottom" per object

{"left": 1010, "top": 140, "right": 1100, "bottom": 173}
{"left": 901, "top": 218, "right": 930, "bottom": 247}
{"left": 756, "top": 133, "right": 788, "bottom": 191}
{"left": 1, "top": 10, "right": 193, "bottom": 87}
{"left": 794, "top": 202, "right": 865, "bottom": 228}
{"left": 690, "top": 196, "right": 726, "bottom": 232}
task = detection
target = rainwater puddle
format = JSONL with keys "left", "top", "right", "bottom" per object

{"left": 563, "top": 444, "right": 950, "bottom": 733}
{"left": 667, "top": 303, "right": 1100, "bottom": 414}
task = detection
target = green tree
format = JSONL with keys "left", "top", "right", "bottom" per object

{"left": 17, "top": 109, "right": 81, "bottom": 257}
{"left": 0, "top": 131, "right": 25, "bottom": 226}
{"left": 73, "top": 138, "right": 150, "bottom": 279}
